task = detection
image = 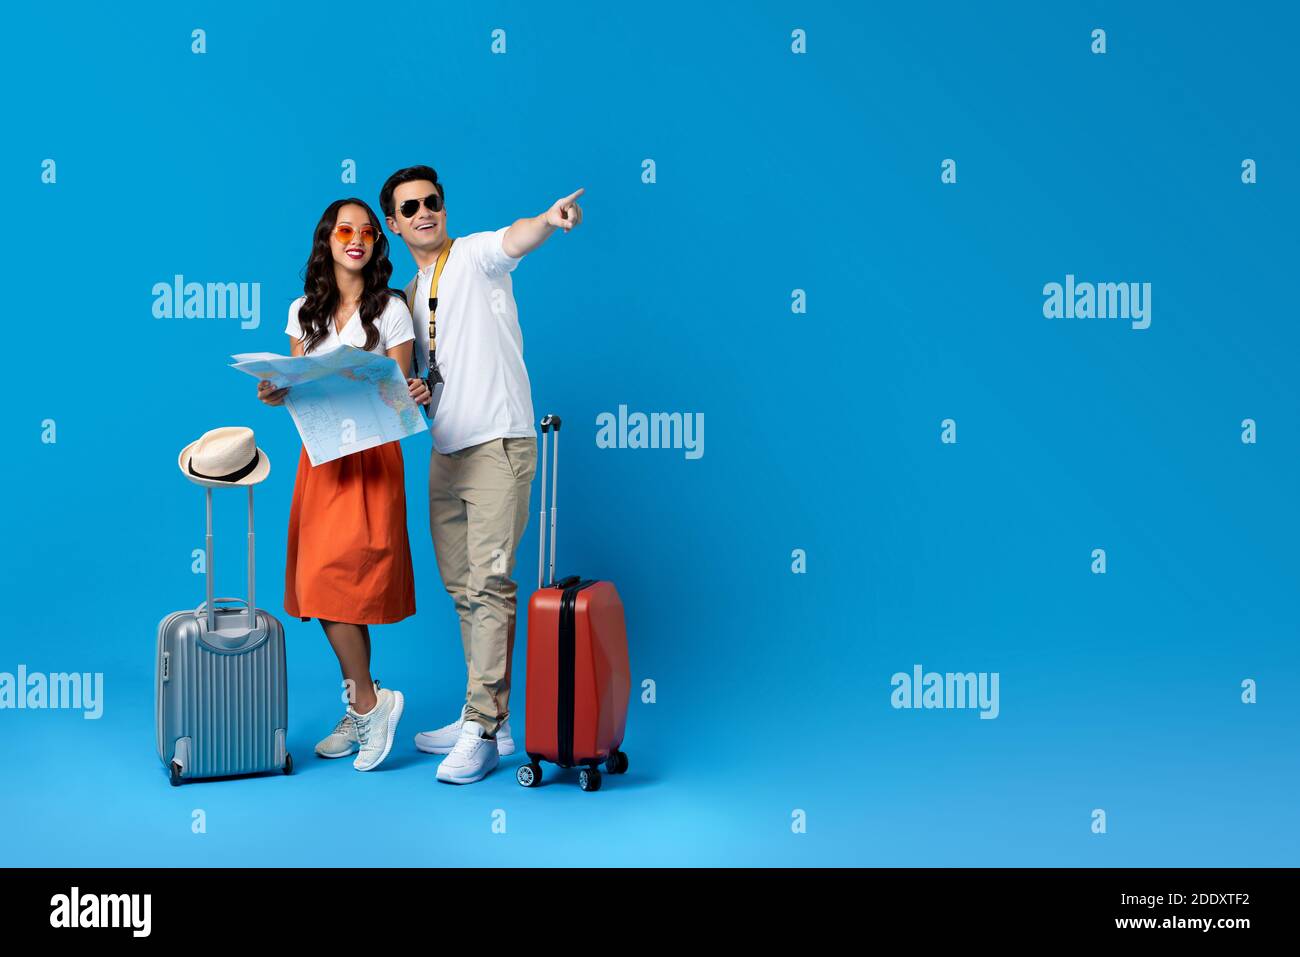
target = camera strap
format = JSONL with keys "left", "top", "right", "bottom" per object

{"left": 425, "top": 238, "right": 454, "bottom": 385}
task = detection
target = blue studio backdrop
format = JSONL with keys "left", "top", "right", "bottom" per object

{"left": 2, "top": 1, "right": 1298, "bottom": 866}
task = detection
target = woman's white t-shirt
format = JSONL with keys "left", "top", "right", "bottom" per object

{"left": 285, "top": 293, "right": 416, "bottom": 356}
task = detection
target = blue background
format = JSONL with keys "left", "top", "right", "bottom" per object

{"left": 2, "top": 1, "right": 1297, "bottom": 866}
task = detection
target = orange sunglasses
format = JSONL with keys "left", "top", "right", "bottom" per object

{"left": 334, "top": 224, "right": 379, "bottom": 245}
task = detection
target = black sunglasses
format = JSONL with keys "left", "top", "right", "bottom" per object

{"left": 398, "top": 192, "right": 444, "bottom": 218}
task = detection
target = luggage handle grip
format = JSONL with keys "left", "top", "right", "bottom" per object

{"left": 195, "top": 598, "right": 265, "bottom": 645}
{"left": 196, "top": 597, "right": 250, "bottom": 613}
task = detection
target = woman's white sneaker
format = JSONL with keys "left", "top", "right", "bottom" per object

{"left": 435, "top": 721, "right": 500, "bottom": 784}
{"left": 415, "top": 706, "right": 515, "bottom": 756}
{"left": 351, "top": 687, "right": 404, "bottom": 771}
{"left": 315, "top": 680, "right": 382, "bottom": 758}
{"left": 314, "top": 712, "right": 358, "bottom": 758}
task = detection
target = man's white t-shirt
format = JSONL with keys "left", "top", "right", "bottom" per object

{"left": 285, "top": 293, "right": 416, "bottom": 356}
{"left": 410, "top": 227, "right": 535, "bottom": 454}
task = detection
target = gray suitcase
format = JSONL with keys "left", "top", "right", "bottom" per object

{"left": 155, "top": 485, "right": 291, "bottom": 785}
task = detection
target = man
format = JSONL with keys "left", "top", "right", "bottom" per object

{"left": 380, "top": 165, "right": 584, "bottom": 784}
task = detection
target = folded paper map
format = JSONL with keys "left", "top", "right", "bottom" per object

{"left": 231, "top": 346, "right": 427, "bottom": 466}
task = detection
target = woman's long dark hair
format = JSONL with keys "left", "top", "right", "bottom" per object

{"left": 297, "top": 198, "right": 396, "bottom": 354}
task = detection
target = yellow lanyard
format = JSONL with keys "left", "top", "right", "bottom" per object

{"left": 426, "top": 238, "right": 454, "bottom": 381}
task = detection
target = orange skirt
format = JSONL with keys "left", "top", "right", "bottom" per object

{"left": 283, "top": 442, "right": 416, "bottom": 625}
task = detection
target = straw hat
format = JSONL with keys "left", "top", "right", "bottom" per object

{"left": 178, "top": 426, "right": 271, "bottom": 487}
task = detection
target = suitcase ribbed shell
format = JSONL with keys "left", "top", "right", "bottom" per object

{"left": 156, "top": 607, "right": 288, "bottom": 780}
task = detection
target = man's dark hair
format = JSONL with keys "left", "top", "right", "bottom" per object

{"left": 379, "top": 165, "right": 445, "bottom": 218}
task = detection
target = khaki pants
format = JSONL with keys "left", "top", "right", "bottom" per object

{"left": 428, "top": 436, "right": 537, "bottom": 734}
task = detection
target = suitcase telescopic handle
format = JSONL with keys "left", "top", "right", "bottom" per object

{"left": 537, "top": 414, "right": 563, "bottom": 588}
{"left": 203, "top": 486, "right": 260, "bottom": 639}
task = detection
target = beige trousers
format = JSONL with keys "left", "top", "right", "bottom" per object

{"left": 428, "top": 436, "right": 537, "bottom": 734}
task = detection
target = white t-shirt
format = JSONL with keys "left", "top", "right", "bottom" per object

{"left": 285, "top": 293, "right": 415, "bottom": 356}
{"left": 409, "top": 227, "right": 535, "bottom": 454}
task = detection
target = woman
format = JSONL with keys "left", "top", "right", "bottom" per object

{"left": 258, "top": 198, "right": 431, "bottom": 772}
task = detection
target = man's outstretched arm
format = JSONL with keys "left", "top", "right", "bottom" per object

{"left": 502, "top": 188, "right": 585, "bottom": 258}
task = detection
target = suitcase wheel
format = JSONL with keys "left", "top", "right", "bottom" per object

{"left": 517, "top": 763, "right": 543, "bottom": 788}
{"left": 169, "top": 762, "right": 183, "bottom": 787}
{"left": 283, "top": 753, "right": 294, "bottom": 775}
{"left": 605, "top": 750, "right": 629, "bottom": 775}
{"left": 578, "top": 767, "right": 602, "bottom": 792}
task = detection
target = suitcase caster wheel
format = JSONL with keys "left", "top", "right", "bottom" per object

{"left": 169, "top": 762, "right": 183, "bottom": 787}
{"left": 605, "top": 750, "right": 628, "bottom": 775}
{"left": 578, "top": 767, "right": 602, "bottom": 792}
{"left": 283, "top": 753, "right": 294, "bottom": 775}
{"left": 517, "top": 763, "right": 542, "bottom": 788}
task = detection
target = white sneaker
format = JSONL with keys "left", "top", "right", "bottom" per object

{"left": 314, "top": 712, "right": 358, "bottom": 759}
{"left": 435, "top": 721, "right": 500, "bottom": 785}
{"left": 415, "top": 705, "right": 515, "bottom": 756}
{"left": 351, "top": 687, "right": 404, "bottom": 771}
{"left": 315, "top": 680, "right": 381, "bottom": 759}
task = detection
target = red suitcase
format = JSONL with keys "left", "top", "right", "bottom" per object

{"left": 518, "top": 414, "right": 631, "bottom": 792}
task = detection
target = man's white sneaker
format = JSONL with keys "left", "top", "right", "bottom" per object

{"left": 435, "top": 721, "right": 500, "bottom": 785}
{"left": 351, "top": 687, "right": 404, "bottom": 771}
{"left": 415, "top": 706, "right": 515, "bottom": 756}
